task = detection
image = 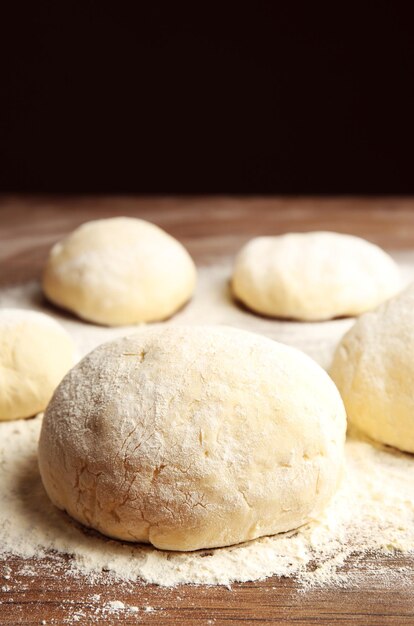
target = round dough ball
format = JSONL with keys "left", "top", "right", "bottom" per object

{"left": 232, "top": 232, "right": 401, "bottom": 321}
{"left": 38, "top": 326, "right": 346, "bottom": 552}
{"left": 330, "top": 284, "right": 414, "bottom": 453}
{"left": 43, "top": 217, "right": 197, "bottom": 326}
{"left": 0, "top": 309, "right": 75, "bottom": 421}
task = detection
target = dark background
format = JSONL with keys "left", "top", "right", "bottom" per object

{"left": 1, "top": 3, "right": 413, "bottom": 194}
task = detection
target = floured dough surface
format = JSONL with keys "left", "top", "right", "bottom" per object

{"left": 42, "top": 217, "right": 197, "bottom": 326}
{"left": 232, "top": 232, "right": 401, "bottom": 321}
{"left": 330, "top": 284, "right": 414, "bottom": 453}
{"left": 38, "top": 325, "right": 346, "bottom": 552}
{"left": 0, "top": 309, "right": 75, "bottom": 421}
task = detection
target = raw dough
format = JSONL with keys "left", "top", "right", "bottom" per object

{"left": 43, "top": 217, "right": 197, "bottom": 326}
{"left": 0, "top": 309, "right": 75, "bottom": 421}
{"left": 232, "top": 232, "right": 401, "bottom": 321}
{"left": 38, "top": 325, "right": 346, "bottom": 551}
{"left": 330, "top": 284, "right": 414, "bottom": 453}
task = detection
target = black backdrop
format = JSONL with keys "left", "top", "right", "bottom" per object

{"left": 1, "top": 3, "right": 413, "bottom": 194}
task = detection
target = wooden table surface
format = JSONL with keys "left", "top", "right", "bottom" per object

{"left": 1, "top": 196, "right": 414, "bottom": 625}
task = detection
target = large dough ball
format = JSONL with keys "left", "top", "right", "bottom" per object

{"left": 0, "top": 309, "right": 75, "bottom": 421}
{"left": 43, "top": 217, "right": 197, "bottom": 326}
{"left": 330, "top": 285, "right": 414, "bottom": 453}
{"left": 232, "top": 232, "right": 401, "bottom": 321}
{"left": 39, "top": 326, "right": 346, "bottom": 551}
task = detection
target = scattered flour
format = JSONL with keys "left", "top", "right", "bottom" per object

{"left": 0, "top": 415, "right": 413, "bottom": 588}
{"left": 106, "top": 600, "right": 125, "bottom": 612}
{"left": 0, "top": 255, "right": 414, "bottom": 590}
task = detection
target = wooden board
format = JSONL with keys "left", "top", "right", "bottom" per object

{"left": 1, "top": 196, "right": 414, "bottom": 625}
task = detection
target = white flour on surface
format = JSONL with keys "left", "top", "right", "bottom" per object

{"left": 0, "top": 255, "right": 414, "bottom": 589}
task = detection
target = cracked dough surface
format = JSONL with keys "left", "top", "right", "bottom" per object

{"left": 42, "top": 217, "right": 196, "bottom": 326}
{"left": 0, "top": 309, "right": 75, "bottom": 421}
{"left": 330, "top": 284, "right": 414, "bottom": 453}
{"left": 232, "top": 232, "right": 401, "bottom": 321}
{"left": 38, "top": 325, "right": 346, "bottom": 551}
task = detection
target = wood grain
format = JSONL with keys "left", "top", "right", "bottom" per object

{"left": 1, "top": 196, "right": 414, "bottom": 625}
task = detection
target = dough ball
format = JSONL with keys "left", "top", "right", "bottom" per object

{"left": 43, "top": 217, "right": 197, "bottom": 326}
{"left": 38, "top": 326, "right": 346, "bottom": 552}
{"left": 330, "top": 284, "right": 414, "bottom": 453}
{"left": 232, "top": 232, "right": 401, "bottom": 321}
{"left": 0, "top": 309, "right": 75, "bottom": 421}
